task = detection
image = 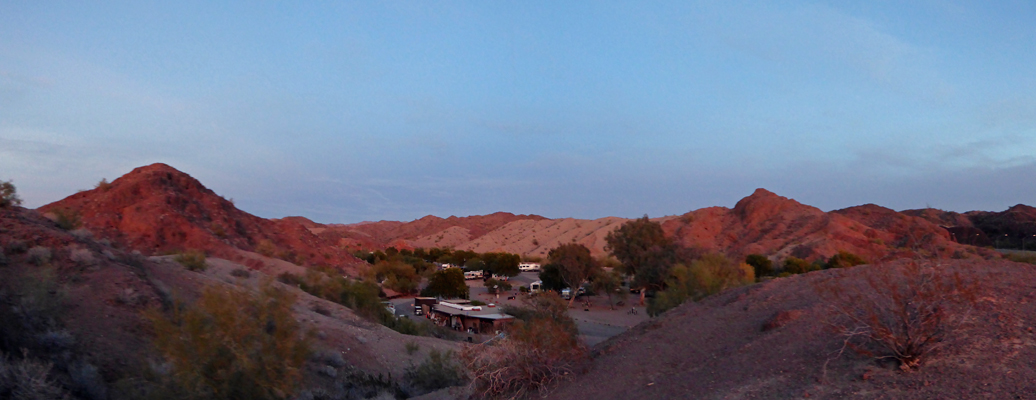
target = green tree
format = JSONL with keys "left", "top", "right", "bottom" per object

{"left": 547, "top": 243, "right": 600, "bottom": 308}
{"left": 482, "top": 252, "right": 521, "bottom": 277}
{"left": 591, "top": 268, "right": 625, "bottom": 310}
{"left": 0, "top": 180, "right": 21, "bottom": 208}
{"left": 422, "top": 268, "right": 469, "bottom": 299}
{"left": 147, "top": 282, "right": 310, "bottom": 400}
{"left": 745, "top": 254, "right": 773, "bottom": 279}
{"left": 371, "top": 259, "right": 420, "bottom": 294}
{"left": 537, "top": 263, "right": 566, "bottom": 292}
{"left": 605, "top": 216, "right": 678, "bottom": 305}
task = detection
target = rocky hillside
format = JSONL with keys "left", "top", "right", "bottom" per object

{"left": 38, "top": 163, "right": 365, "bottom": 275}
{"left": 660, "top": 189, "right": 969, "bottom": 262}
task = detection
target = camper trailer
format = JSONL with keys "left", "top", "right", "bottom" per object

{"left": 464, "top": 270, "right": 484, "bottom": 280}
{"left": 519, "top": 262, "right": 541, "bottom": 272}
{"left": 529, "top": 280, "right": 543, "bottom": 294}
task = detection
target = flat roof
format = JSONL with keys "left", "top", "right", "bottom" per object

{"left": 431, "top": 305, "right": 514, "bottom": 320}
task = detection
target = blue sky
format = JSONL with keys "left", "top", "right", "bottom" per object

{"left": 2, "top": 1, "right": 1035, "bottom": 222}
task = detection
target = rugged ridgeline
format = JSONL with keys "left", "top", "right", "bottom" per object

{"left": 336, "top": 188, "right": 977, "bottom": 263}
{"left": 38, "top": 163, "right": 366, "bottom": 275}
{"left": 905, "top": 204, "right": 1036, "bottom": 249}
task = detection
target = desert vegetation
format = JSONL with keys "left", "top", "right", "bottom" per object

{"left": 174, "top": 249, "right": 208, "bottom": 271}
{"left": 0, "top": 180, "right": 22, "bottom": 208}
{"left": 648, "top": 253, "right": 754, "bottom": 316}
{"left": 145, "top": 282, "right": 311, "bottom": 399}
{"left": 463, "top": 293, "right": 586, "bottom": 398}
{"left": 814, "top": 260, "right": 978, "bottom": 371}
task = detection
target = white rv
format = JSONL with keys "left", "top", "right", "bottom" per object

{"left": 464, "top": 270, "right": 484, "bottom": 280}
{"left": 519, "top": 262, "right": 541, "bottom": 272}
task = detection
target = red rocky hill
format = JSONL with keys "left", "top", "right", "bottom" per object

{"left": 660, "top": 189, "right": 972, "bottom": 262}
{"left": 38, "top": 163, "right": 365, "bottom": 274}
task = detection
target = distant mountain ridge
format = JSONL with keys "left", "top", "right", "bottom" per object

{"left": 39, "top": 164, "right": 1024, "bottom": 269}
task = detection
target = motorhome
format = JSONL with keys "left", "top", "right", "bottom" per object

{"left": 464, "top": 270, "right": 484, "bottom": 280}
{"left": 518, "top": 262, "right": 541, "bottom": 272}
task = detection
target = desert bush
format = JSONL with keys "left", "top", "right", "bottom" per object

{"left": 0, "top": 180, "right": 22, "bottom": 208}
{"left": 230, "top": 268, "right": 251, "bottom": 278}
{"left": 174, "top": 250, "right": 207, "bottom": 271}
{"left": 648, "top": 254, "right": 755, "bottom": 316}
{"left": 0, "top": 267, "right": 66, "bottom": 353}
{"left": 52, "top": 208, "right": 82, "bottom": 231}
{"left": 36, "top": 329, "right": 75, "bottom": 353}
{"left": 312, "top": 349, "right": 347, "bottom": 368}
{"left": 70, "top": 228, "right": 93, "bottom": 241}
{"left": 825, "top": 250, "right": 867, "bottom": 269}
{"left": 405, "top": 341, "right": 420, "bottom": 355}
{"left": 405, "top": 349, "right": 466, "bottom": 395}
{"left": 27, "top": 246, "right": 52, "bottom": 266}
{"left": 467, "top": 293, "right": 585, "bottom": 398}
{"left": 95, "top": 178, "right": 112, "bottom": 192}
{"left": 6, "top": 239, "right": 28, "bottom": 254}
{"left": 69, "top": 247, "right": 97, "bottom": 267}
{"left": 814, "top": 260, "right": 978, "bottom": 371}
{"left": 256, "top": 239, "right": 278, "bottom": 257}
{"left": 147, "top": 281, "right": 310, "bottom": 400}
{"left": 782, "top": 256, "right": 818, "bottom": 275}
{"left": 122, "top": 250, "right": 146, "bottom": 268}
{"left": 745, "top": 254, "right": 773, "bottom": 278}
{"left": 0, "top": 351, "right": 70, "bottom": 400}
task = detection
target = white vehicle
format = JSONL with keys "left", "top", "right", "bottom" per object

{"left": 491, "top": 274, "right": 509, "bottom": 281}
{"left": 464, "top": 270, "right": 484, "bottom": 280}
{"left": 519, "top": 262, "right": 541, "bottom": 272}
{"left": 529, "top": 280, "right": 543, "bottom": 293}
{"left": 561, "top": 288, "right": 571, "bottom": 300}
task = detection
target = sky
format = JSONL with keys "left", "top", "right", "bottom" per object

{"left": 2, "top": 1, "right": 1035, "bottom": 223}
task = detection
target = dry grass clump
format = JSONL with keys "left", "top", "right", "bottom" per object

{"left": 0, "top": 351, "right": 70, "bottom": 400}
{"left": 815, "top": 260, "right": 978, "bottom": 371}
{"left": 27, "top": 246, "right": 52, "bottom": 266}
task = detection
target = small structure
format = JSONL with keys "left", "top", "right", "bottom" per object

{"left": 413, "top": 297, "right": 438, "bottom": 316}
{"left": 429, "top": 299, "right": 514, "bottom": 334}
{"left": 529, "top": 280, "right": 543, "bottom": 293}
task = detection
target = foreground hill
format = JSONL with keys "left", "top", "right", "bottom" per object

{"left": 0, "top": 204, "right": 458, "bottom": 398}
{"left": 548, "top": 258, "right": 1036, "bottom": 399}
{"left": 38, "top": 163, "right": 366, "bottom": 275}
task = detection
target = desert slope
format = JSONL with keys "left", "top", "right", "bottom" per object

{"left": 548, "top": 259, "right": 1036, "bottom": 399}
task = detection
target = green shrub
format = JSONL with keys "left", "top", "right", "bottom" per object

{"left": 648, "top": 254, "right": 754, "bottom": 316}
{"left": 826, "top": 251, "right": 867, "bottom": 269}
{"left": 174, "top": 250, "right": 207, "bottom": 271}
{"left": 94, "top": 178, "right": 112, "bottom": 192}
{"left": 52, "top": 208, "right": 81, "bottom": 231}
{"left": 0, "top": 180, "right": 21, "bottom": 208}
{"left": 146, "top": 282, "right": 310, "bottom": 400}
{"left": 405, "top": 341, "right": 420, "bottom": 355}
{"left": 230, "top": 268, "right": 251, "bottom": 278}
{"left": 421, "top": 268, "right": 468, "bottom": 299}
{"left": 745, "top": 254, "right": 773, "bottom": 278}
{"left": 782, "top": 257, "right": 818, "bottom": 275}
